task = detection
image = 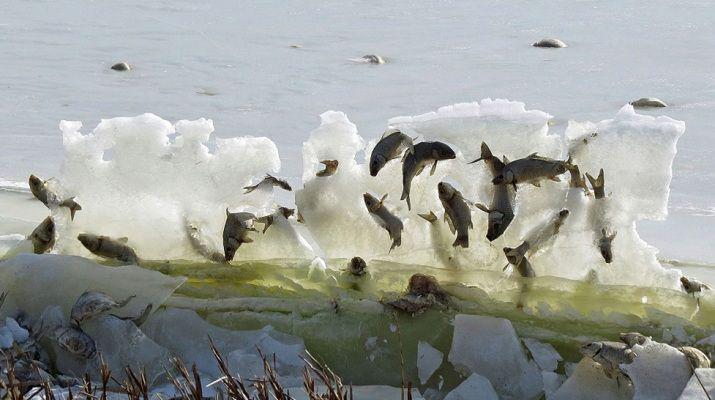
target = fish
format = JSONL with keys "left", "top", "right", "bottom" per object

{"left": 567, "top": 164, "right": 590, "bottom": 194}
{"left": 492, "top": 154, "right": 570, "bottom": 190}
{"left": 620, "top": 332, "right": 650, "bottom": 347}
{"left": 222, "top": 210, "right": 257, "bottom": 261}
{"left": 363, "top": 193, "right": 403, "bottom": 252}
{"left": 418, "top": 211, "right": 438, "bottom": 223}
{"left": 407, "top": 273, "right": 449, "bottom": 304}
{"left": 316, "top": 160, "right": 339, "bottom": 177}
{"left": 53, "top": 325, "right": 97, "bottom": 359}
{"left": 77, "top": 233, "right": 140, "bottom": 264}
{"left": 503, "top": 242, "right": 535, "bottom": 278}
{"left": 678, "top": 346, "right": 711, "bottom": 369}
{"left": 681, "top": 276, "right": 710, "bottom": 296}
{"left": 70, "top": 291, "right": 135, "bottom": 326}
{"left": 401, "top": 141, "right": 456, "bottom": 210}
{"left": 348, "top": 256, "right": 367, "bottom": 276}
{"left": 28, "top": 216, "right": 56, "bottom": 254}
{"left": 243, "top": 174, "right": 292, "bottom": 193}
{"left": 586, "top": 169, "right": 617, "bottom": 263}
{"left": 580, "top": 341, "right": 636, "bottom": 378}
{"left": 256, "top": 206, "right": 295, "bottom": 234}
{"left": 185, "top": 221, "right": 226, "bottom": 263}
{"left": 437, "top": 182, "right": 472, "bottom": 248}
{"left": 523, "top": 209, "right": 570, "bottom": 252}
{"left": 471, "top": 143, "right": 516, "bottom": 241}
{"left": 28, "top": 174, "right": 82, "bottom": 220}
{"left": 369, "top": 129, "right": 414, "bottom": 176}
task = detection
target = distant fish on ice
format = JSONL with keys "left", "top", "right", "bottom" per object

{"left": 350, "top": 54, "right": 387, "bottom": 64}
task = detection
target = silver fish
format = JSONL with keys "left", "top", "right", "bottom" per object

{"left": 243, "top": 174, "right": 292, "bottom": 193}
{"left": 587, "top": 169, "right": 617, "bottom": 263}
{"left": 71, "top": 291, "right": 134, "bottom": 326}
{"left": 401, "top": 141, "right": 456, "bottom": 210}
{"left": 369, "top": 129, "right": 414, "bottom": 176}
{"left": 567, "top": 164, "right": 590, "bottom": 194}
{"left": 681, "top": 276, "right": 710, "bottom": 296}
{"left": 363, "top": 193, "right": 403, "bottom": 252}
{"left": 223, "top": 210, "right": 257, "bottom": 261}
{"left": 503, "top": 242, "right": 535, "bottom": 278}
{"left": 77, "top": 233, "right": 140, "bottom": 264}
{"left": 580, "top": 341, "right": 636, "bottom": 376}
{"left": 28, "top": 174, "right": 82, "bottom": 220}
{"left": 316, "top": 160, "right": 339, "bottom": 177}
{"left": 29, "top": 216, "right": 56, "bottom": 254}
{"left": 471, "top": 143, "right": 516, "bottom": 241}
{"left": 492, "top": 154, "right": 570, "bottom": 190}
{"left": 523, "top": 209, "right": 570, "bottom": 252}
{"left": 54, "top": 325, "right": 97, "bottom": 359}
{"left": 438, "top": 182, "right": 472, "bottom": 248}
{"left": 256, "top": 206, "right": 295, "bottom": 234}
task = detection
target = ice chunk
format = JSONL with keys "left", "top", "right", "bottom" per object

{"left": 621, "top": 340, "right": 692, "bottom": 400}
{"left": 448, "top": 314, "right": 542, "bottom": 400}
{"left": 551, "top": 358, "right": 627, "bottom": 400}
{"left": 142, "top": 308, "right": 305, "bottom": 386}
{"left": 0, "top": 254, "right": 184, "bottom": 319}
{"left": 542, "top": 371, "right": 565, "bottom": 399}
{"left": 417, "top": 340, "right": 443, "bottom": 384}
{"left": 54, "top": 315, "right": 169, "bottom": 384}
{"left": 444, "top": 373, "right": 499, "bottom": 400}
{"left": 288, "top": 385, "right": 423, "bottom": 400}
{"left": 0, "top": 326, "right": 13, "bottom": 348}
{"left": 523, "top": 338, "right": 562, "bottom": 372}
{"left": 5, "top": 317, "right": 29, "bottom": 343}
{"left": 678, "top": 368, "right": 715, "bottom": 399}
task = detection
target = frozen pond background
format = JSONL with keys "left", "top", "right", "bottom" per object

{"left": 0, "top": 0, "right": 713, "bottom": 263}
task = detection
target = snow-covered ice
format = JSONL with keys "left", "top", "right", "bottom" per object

{"left": 417, "top": 340, "right": 443, "bottom": 384}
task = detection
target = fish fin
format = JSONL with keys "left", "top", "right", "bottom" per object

{"left": 418, "top": 211, "right": 438, "bottom": 223}
{"left": 502, "top": 155, "right": 510, "bottom": 164}
{"left": 475, "top": 203, "right": 491, "bottom": 213}
{"left": 596, "top": 168, "right": 605, "bottom": 187}
{"left": 59, "top": 198, "right": 81, "bottom": 220}
{"left": 609, "top": 231, "right": 617, "bottom": 240}
{"left": 243, "top": 237, "right": 254, "bottom": 243}
{"left": 116, "top": 294, "right": 136, "bottom": 308}
{"left": 566, "top": 156, "right": 573, "bottom": 166}
{"left": 444, "top": 213, "right": 456, "bottom": 234}
{"left": 379, "top": 193, "right": 388, "bottom": 205}
{"left": 243, "top": 185, "right": 257, "bottom": 194}
{"left": 531, "top": 181, "right": 541, "bottom": 187}
{"left": 389, "top": 236, "right": 401, "bottom": 252}
{"left": 401, "top": 186, "right": 412, "bottom": 210}
{"left": 468, "top": 157, "right": 484, "bottom": 164}
{"left": 226, "top": 208, "right": 231, "bottom": 216}
{"left": 512, "top": 182, "right": 517, "bottom": 191}
{"left": 527, "top": 152, "right": 538, "bottom": 158}
{"left": 430, "top": 160, "right": 438, "bottom": 176}
{"left": 118, "top": 237, "right": 129, "bottom": 243}
{"left": 503, "top": 263, "right": 511, "bottom": 272}
{"left": 469, "top": 220, "right": 474, "bottom": 229}
{"left": 452, "top": 235, "right": 468, "bottom": 248}
{"left": 550, "top": 176, "right": 561, "bottom": 182}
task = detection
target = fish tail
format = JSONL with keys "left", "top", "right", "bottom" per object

{"left": 418, "top": 211, "right": 438, "bottom": 223}
{"left": 585, "top": 169, "right": 604, "bottom": 192}
{"left": 390, "top": 236, "right": 402, "bottom": 252}
{"left": 452, "top": 235, "right": 469, "bottom": 248}
{"left": 60, "top": 197, "right": 82, "bottom": 220}
{"left": 243, "top": 185, "right": 257, "bottom": 194}
{"left": 401, "top": 186, "right": 411, "bottom": 210}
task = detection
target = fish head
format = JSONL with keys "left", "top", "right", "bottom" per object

{"left": 278, "top": 180, "right": 293, "bottom": 191}
{"left": 486, "top": 210, "right": 507, "bottom": 241}
{"left": 503, "top": 247, "right": 522, "bottom": 265}
{"left": 369, "top": 154, "right": 387, "bottom": 176}
{"left": 437, "top": 182, "right": 455, "bottom": 199}
{"left": 43, "top": 216, "right": 55, "bottom": 234}
{"left": 558, "top": 209, "right": 570, "bottom": 219}
{"left": 363, "top": 193, "right": 380, "bottom": 210}
{"left": 28, "top": 174, "right": 43, "bottom": 191}
{"left": 430, "top": 142, "right": 456, "bottom": 160}
{"left": 554, "top": 163, "right": 568, "bottom": 175}
{"left": 580, "top": 342, "right": 602, "bottom": 358}
{"left": 77, "top": 233, "right": 99, "bottom": 251}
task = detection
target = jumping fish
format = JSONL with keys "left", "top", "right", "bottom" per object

{"left": 471, "top": 143, "right": 516, "bottom": 241}
{"left": 492, "top": 154, "right": 570, "bottom": 190}
{"left": 369, "top": 129, "right": 414, "bottom": 176}
{"left": 567, "top": 164, "right": 590, "bottom": 194}
{"left": 316, "top": 160, "right": 339, "bottom": 177}
{"left": 503, "top": 242, "right": 535, "bottom": 278}
{"left": 401, "top": 141, "right": 456, "bottom": 210}
{"left": 28, "top": 174, "right": 82, "bottom": 220}
{"left": 256, "top": 206, "right": 295, "bottom": 233}
{"left": 29, "top": 216, "right": 56, "bottom": 254}
{"left": 363, "top": 193, "right": 403, "bottom": 252}
{"left": 185, "top": 220, "right": 226, "bottom": 263}
{"left": 438, "top": 182, "right": 472, "bottom": 248}
{"left": 70, "top": 291, "right": 134, "bottom": 326}
{"left": 53, "top": 325, "right": 97, "bottom": 359}
{"left": 243, "top": 174, "right": 292, "bottom": 193}
{"left": 223, "top": 210, "right": 257, "bottom": 261}
{"left": 681, "top": 276, "right": 710, "bottom": 296}
{"left": 586, "top": 169, "right": 617, "bottom": 263}
{"left": 521, "top": 209, "right": 570, "bottom": 253}
{"left": 77, "top": 234, "right": 140, "bottom": 264}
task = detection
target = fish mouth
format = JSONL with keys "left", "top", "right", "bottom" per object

{"left": 492, "top": 176, "right": 505, "bottom": 184}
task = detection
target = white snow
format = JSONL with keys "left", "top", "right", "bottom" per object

{"left": 417, "top": 340, "right": 443, "bottom": 384}
{"left": 523, "top": 338, "right": 563, "bottom": 372}
{"left": 448, "top": 314, "right": 543, "bottom": 400}
{"left": 621, "top": 339, "right": 693, "bottom": 400}
{"left": 444, "top": 373, "right": 499, "bottom": 400}
{"left": 678, "top": 368, "right": 715, "bottom": 399}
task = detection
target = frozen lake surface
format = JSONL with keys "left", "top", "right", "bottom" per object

{"left": 1, "top": 0, "right": 713, "bottom": 263}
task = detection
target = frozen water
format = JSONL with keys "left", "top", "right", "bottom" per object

{"left": 444, "top": 373, "right": 499, "bottom": 400}
{"left": 5, "top": 317, "right": 29, "bottom": 342}
{"left": 550, "top": 358, "right": 627, "bottom": 400}
{"left": 523, "top": 338, "right": 562, "bottom": 372}
{"left": 678, "top": 368, "right": 715, "bottom": 399}
{"left": 541, "top": 371, "right": 565, "bottom": 400}
{"left": 448, "top": 314, "right": 543, "bottom": 400}
{"left": 621, "top": 340, "right": 693, "bottom": 400}
{"left": 417, "top": 340, "right": 443, "bottom": 384}
{"left": 0, "top": 254, "right": 185, "bottom": 319}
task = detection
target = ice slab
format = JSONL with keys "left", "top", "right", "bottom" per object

{"left": 444, "top": 373, "right": 499, "bottom": 400}
{"left": 448, "top": 314, "right": 542, "bottom": 400}
{"left": 678, "top": 368, "right": 715, "bottom": 399}
{"left": 622, "top": 340, "right": 693, "bottom": 400}
{"left": 550, "top": 358, "right": 627, "bottom": 400}
{"left": 542, "top": 371, "right": 566, "bottom": 399}
{"left": 417, "top": 340, "right": 443, "bottom": 384}
{"left": 0, "top": 253, "right": 185, "bottom": 319}
{"left": 142, "top": 308, "right": 305, "bottom": 386}
{"left": 523, "top": 338, "right": 563, "bottom": 372}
